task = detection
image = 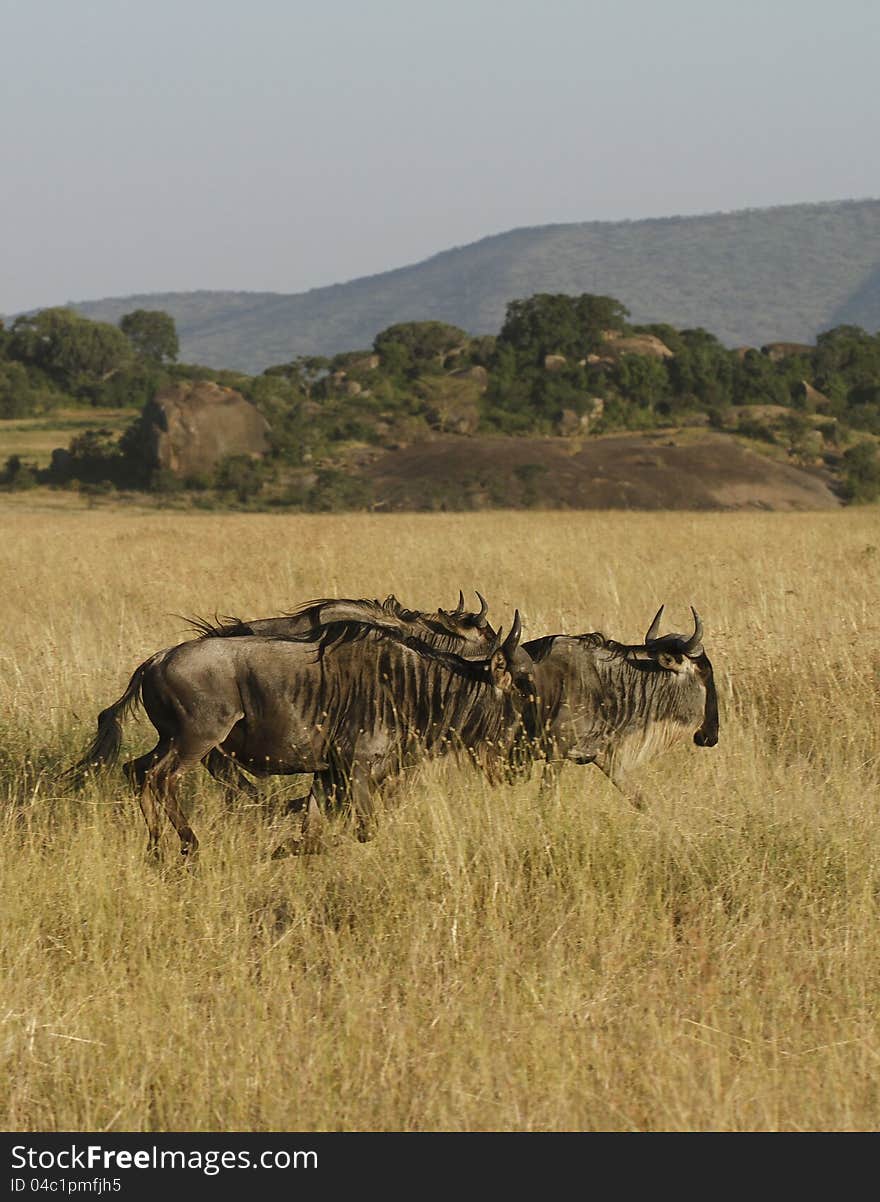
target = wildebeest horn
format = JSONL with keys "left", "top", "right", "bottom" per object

{"left": 501, "top": 610, "right": 522, "bottom": 657}
{"left": 682, "top": 607, "right": 704, "bottom": 656}
{"left": 452, "top": 590, "right": 465, "bottom": 616}
{"left": 474, "top": 591, "right": 489, "bottom": 629}
{"left": 645, "top": 605, "right": 665, "bottom": 643}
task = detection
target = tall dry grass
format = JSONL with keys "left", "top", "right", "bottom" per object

{"left": 1, "top": 498, "right": 879, "bottom": 1131}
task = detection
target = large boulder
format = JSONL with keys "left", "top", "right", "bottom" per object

{"left": 142, "top": 380, "right": 270, "bottom": 478}
{"left": 600, "top": 331, "right": 674, "bottom": 359}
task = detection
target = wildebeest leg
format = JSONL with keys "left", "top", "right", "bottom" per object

{"left": 349, "top": 760, "right": 378, "bottom": 843}
{"left": 202, "top": 747, "right": 260, "bottom": 804}
{"left": 537, "top": 758, "right": 561, "bottom": 795}
{"left": 145, "top": 748, "right": 200, "bottom": 858}
{"left": 270, "top": 772, "right": 330, "bottom": 858}
{"left": 299, "top": 784, "right": 328, "bottom": 853}
{"left": 123, "top": 747, "right": 166, "bottom": 857}
{"left": 148, "top": 716, "right": 243, "bottom": 856}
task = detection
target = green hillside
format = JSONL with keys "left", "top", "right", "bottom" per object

{"left": 4, "top": 292, "right": 880, "bottom": 509}
{"left": 61, "top": 200, "right": 880, "bottom": 373}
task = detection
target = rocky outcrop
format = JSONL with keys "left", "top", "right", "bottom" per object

{"left": 600, "top": 331, "right": 674, "bottom": 359}
{"left": 449, "top": 365, "right": 489, "bottom": 390}
{"left": 796, "top": 379, "right": 832, "bottom": 412}
{"left": 761, "top": 342, "right": 814, "bottom": 362}
{"left": 141, "top": 380, "right": 270, "bottom": 478}
{"left": 557, "top": 397, "right": 605, "bottom": 436}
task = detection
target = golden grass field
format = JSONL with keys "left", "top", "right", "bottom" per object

{"left": 0, "top": 409, "right": 133, "bottom": 466}
{"left": 1, "top": 494, "right": 879, "bottom": 1131}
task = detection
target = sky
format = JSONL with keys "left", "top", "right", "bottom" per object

{"left": 2, "top": 0, "right": 879, "bottom": 314}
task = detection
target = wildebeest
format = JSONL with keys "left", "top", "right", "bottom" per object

{"left": 519, "top": 605, "right": 718, "bottom": 806}
{"left": 73, "top": 590, "right": 498, "bottom": 800}
{"left": 71, "top": 610, "right": 531, "bottom": 857}
{"left": 191, "top": 590, "right": 500, "bottom": 800}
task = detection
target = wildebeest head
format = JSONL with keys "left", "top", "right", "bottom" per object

{"left": 635, "top": 605, "right": 718, "bottom": 748}
{"left": 417, "top": 589, "right": 498, "bottom": 650}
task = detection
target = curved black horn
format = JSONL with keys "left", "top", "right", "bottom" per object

{"left": 452, "top": 589, "right": 465, "bottom": 616}
{"left": 682, "top": 606, "right": 704, "bottom": 655}
{"left": 474, "top": 590, "right": 489, "bottom": 629}
{"left": 645, "top": 604, "right": 665, "bottom": 643}
{"left": 501, "top": 609, "right": 522, "bottom": 657}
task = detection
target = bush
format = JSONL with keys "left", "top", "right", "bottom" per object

{"left": 0, "top": 455, "right": 39, "bottom": 489}
{"left": 213, "top": 455, "right": 267, "bottom": 503}
{"left": 840, "top": 441, "right": 880, "bottom": 503}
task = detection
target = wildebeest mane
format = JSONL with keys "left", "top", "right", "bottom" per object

{"left": 524, "top": 632, "right": 615, "bottom": 662}
{"left": 290, "top": 594, "right": 424, "bottom": 622}
{"left": 278, "top": 616, "right": 498, "bottom": 683}
{"left": 186, "top": 614, "right": 255, "bottom": 638}
{"left": 186, "top": 594, "right": 492, "bottom": 655}
{"left": 186, "top": 596, "right": 426, "bottom": 641}
{"left": 309, "top": 630, "right": 517, "bottom": 782}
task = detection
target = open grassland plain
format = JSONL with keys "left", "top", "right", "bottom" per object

{"left": 0, "top": 409, "right": 133, "bottom": 467}
{"left": 1, "top": 497, "right": 879, "bottom": 1132}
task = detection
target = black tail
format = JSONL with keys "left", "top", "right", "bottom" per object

{"left": 65, "top": 651, "right": 165, "bottom": 786}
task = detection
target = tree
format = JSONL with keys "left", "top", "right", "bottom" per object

{"left": 840, "top": 441, "right": 880, "bottom": 503}
{"left": 667, "top": 328, "right": 734, "bottom": 407}
{"left": 9, "top": 308, "right": 131, "bottom": 393}
{"left": 373, "top": 321, "right": 469, "bottom": 367}
{"left": 119, "top": 309, "right": 179, "bottom": 364}
{"left": 497, "top": 293, "right": 629, "bottom": 365}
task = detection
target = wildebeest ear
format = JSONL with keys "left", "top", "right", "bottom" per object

{"left": 489, "top": 649, "right": 513, "bottom": 690}
{"left": 656, "top": 650, "right": 683, "bottom": 672}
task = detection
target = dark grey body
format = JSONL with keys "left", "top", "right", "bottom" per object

{"left": 74, "top": 592, "right": 500, "bottom": 802}
{"left": 190, "top": 593, "right": 501, "bottom": 799}
{"left": 75, "top": 614, "right": 528, "bottom": 856}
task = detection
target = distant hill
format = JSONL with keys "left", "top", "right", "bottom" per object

{"left": 66, "top": 199, "right": 880, "bottom": 373}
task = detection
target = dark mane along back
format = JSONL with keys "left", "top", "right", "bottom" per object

{"left": 285, "top": 595, "right": 422, "bottom": 625}
{"left": 523, "top": 631, "right": 616, "bottom": 663}
{"left": 300, "top": 619, "right": 494, "bottom": 683}
{"left": 186, "top": 614, "right": 254, "bottom": 638}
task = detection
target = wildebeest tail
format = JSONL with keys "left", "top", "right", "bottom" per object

{"left": 65, "top": 651, "right": 165, "bottom": 785}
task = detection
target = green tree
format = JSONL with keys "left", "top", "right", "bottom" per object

{"left": 667, "top": 328, "right": 733, "bottom": 407}
{"left": 0, "top": 361, "right": 58, "bottom": 418}
{"left": 119, "top": 309, "right": 179, "bottom": 363}
{"left": 610, "top": 353, "right": 670, "bottom": 411}
{"left": 840, "top": 440, "right": 880, "bottom": 503}
{"left": 9, "top": 308, "right": 131, "bottom": 393}
{"left": 731, "top": 349, "right": 788, "bottom": 406}
{"left": 497, "top": 293, "right": 629, "bottom": 365}
{"left": 373, "top": 321, "right": 468, "bottom": 367}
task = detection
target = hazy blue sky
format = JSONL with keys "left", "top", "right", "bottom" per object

{"left": 3, "top": 0, "right": 878, "bottom": 313}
